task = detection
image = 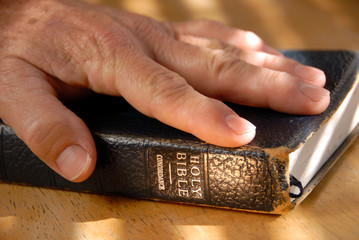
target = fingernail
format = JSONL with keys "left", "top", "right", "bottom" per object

{"left": 56, "top": 145, "right": 91, "bottom": 181}
{"left": 295, "top": 65, "right": 325, "bottom": 82}
{"left": 225, "top": 114, "right": 256, "bottom": 140}
{"left": 299, "top": 82, "right": 330, "bottom": 102}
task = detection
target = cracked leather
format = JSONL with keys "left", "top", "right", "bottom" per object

{"left": 0, "top": 50, "right": 358, "bottom": 213}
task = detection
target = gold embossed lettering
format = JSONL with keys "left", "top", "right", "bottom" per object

{"left": 190, "top": 166, "right": 200, "bottom": 176}
{"left": 174, "top": 153, "right": 203, "bottom": 199}
{"left": 178, "top": 179, "right": 188, "bottom": 188}
{"left": 156, "top": 154, "right": 165, "bottom": 190}
{"left": 192, "top": 187, "right": 202, "bottom": 197}
{"left": 178, "top": 189, "right": 189, "bottom": 197}
{"left": 177, "top": 168, "right": 187, "bottom": 176}
{"left": 177, "top": 153, "right": 186, "bottom": 160}
{"left": 190, "top": 155, "right": 200, "bottom": 164}
{"left": 191, "top": 179, "right": 201, "bottom": 186}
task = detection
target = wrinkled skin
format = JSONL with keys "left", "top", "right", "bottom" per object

{"left": 0, "top": 0, "right": 330, "bottom": 182}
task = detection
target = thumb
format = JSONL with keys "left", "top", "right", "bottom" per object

{"left": 0, "top": 57, "right": 96, "bottom": 182}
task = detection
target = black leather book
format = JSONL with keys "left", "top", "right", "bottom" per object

{"left": 0, "top": 50, "right": 358, "bottom": 214}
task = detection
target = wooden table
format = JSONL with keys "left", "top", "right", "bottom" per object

{"left": 1, "top": 0, "right": 358, "bottom": 239}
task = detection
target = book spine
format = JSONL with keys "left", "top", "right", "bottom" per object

{"left": 0, "top": 123, "right": 291, "bottom": 213}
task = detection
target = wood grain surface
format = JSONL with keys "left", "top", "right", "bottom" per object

{"left": 1, "top": 0, "right": 358, "bottom": 239}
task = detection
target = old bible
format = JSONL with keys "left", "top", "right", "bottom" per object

{"left": 0, "top": 50, "right": 358, "bottom": 214}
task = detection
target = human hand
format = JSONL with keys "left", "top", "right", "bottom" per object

{"left": 0, "top": 0, "right": 330, "bottom": 182}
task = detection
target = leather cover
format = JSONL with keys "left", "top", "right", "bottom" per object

{"left": 0, "top": 50, "right": 358, "bottom": 214}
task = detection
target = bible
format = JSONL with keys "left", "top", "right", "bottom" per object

{"left": 0, "top": 50, "right": 358, "bottom": 214}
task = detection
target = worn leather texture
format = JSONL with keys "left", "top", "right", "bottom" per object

{"left": 0, "top": 51, "right": 358, "bottom": 213}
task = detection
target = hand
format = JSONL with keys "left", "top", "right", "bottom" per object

{"left": 0, "top": 0, "right": 330, "bottom": 182}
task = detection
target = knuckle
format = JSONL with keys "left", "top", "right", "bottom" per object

{"left": 23, "top": 112, "right": 69, "bottom": 161}
{"left": 206, "top": 39, "right": 238, "bottom": 53}
{"left": 221, "top": 42, "right": 240, "bottom": 54}
{"left": 77, "top": 29, "right": 116, "bottom": 61}
{"left": 71, "top": 21, "right": 139, "bottom": 64}
{"left": 132, "top": 16, "right": 160, "bottom": 38}
{"left": 245, "top": 51, "right": 272, "bottom": 68}
{"left": 146, "top": 70, "right": 191, "bottom": 118}
{"left": 209, "top": 52, "right": 248, "bottom": 100}
{"left": 266, "top": 71, "right": 287, "bottom": 88}
{"left": 93, "top": 29, "right": 131, "bottom": 52}
{"left": 207, "top": 50, "right": 245, "bottom": 88}
{"left": 129, "top": 16, "right": 174, "bottom": 53}
{"left": 120, "top": 13, "right": 172, "bottom": 43}
{"left": 261, "top": 53, "right": 272, "bottom": 67}
{"left": 161, "top": 21, "right": 176, "bottom": 37}
{"left": 78, "top": 29, "right": 139, "bottom": 93}
{"left": 264, "top": 71, "right": 292, "bottom": 107}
